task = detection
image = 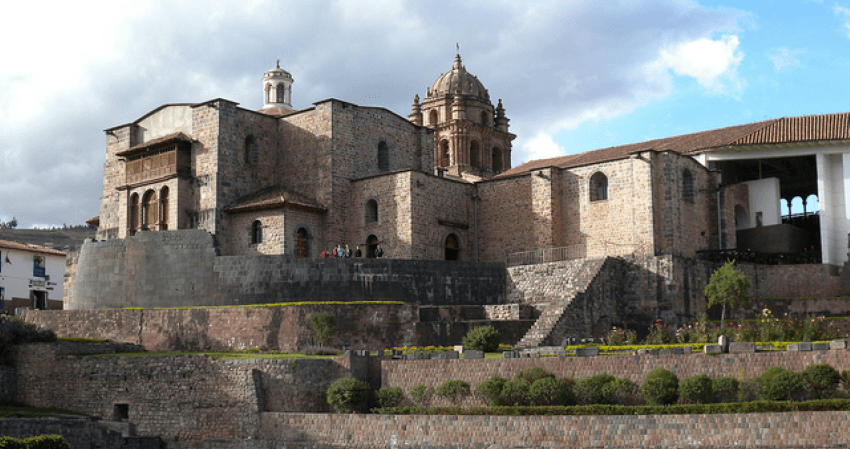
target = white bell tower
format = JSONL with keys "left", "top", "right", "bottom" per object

{"left": 262, "top": 59, "right": 294, "bottom": 110}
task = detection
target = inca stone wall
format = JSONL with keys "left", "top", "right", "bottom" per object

{"left": 65, "top": 229, "right": 506, "bottom": 309}
{"left": 261, "top": 411, "right": 850, "bottom": 449}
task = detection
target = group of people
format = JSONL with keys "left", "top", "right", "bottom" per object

{"left": 320, "top": 244, "right": 383, "bottom": 259}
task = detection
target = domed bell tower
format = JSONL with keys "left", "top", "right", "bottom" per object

{"left": 262, "top": 60, "right": 294, "bottom": 111}
{"left": 411, "top": 53, "right": 514, "bottom": 179}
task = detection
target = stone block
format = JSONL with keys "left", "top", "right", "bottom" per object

{"left": 798, "top": 342, "right": 812, "bottom": 351}
{"left": 728, "top": 342, "right": 755, "bottom": 354}
{"left": 462, "top": 350, "right": 484, "bottom": 359}
{"left": 659, "top": 349, "right": 673, "bottom": 355}
{"left": 812, "top": 342, "right": 830, "bottom": 351}
{"left": 576, "top": 346, "right": 599, "bottom": 357}
{"left": 830, "top": 339, "right": 848, "bottom": 350}
{"left": 442, "top": 351, "right": 458, "bottom": 359}
{"left": 637, "top": 349, "right": 658, "bottom": 356}
{"left": 703, "top": 345, "right": 722, "bottom": 354}
{"left": 673, "top": 348, "right": 684, "bottom": 355}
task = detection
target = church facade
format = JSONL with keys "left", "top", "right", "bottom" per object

{"left": 95, "top": 55, "right": 850, "bottom": 272}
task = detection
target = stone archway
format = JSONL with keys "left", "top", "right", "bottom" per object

{"left": 445, "top": 234, "right": 459, "bottom": 261}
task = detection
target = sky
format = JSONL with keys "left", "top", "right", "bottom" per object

{"left": 1, "top": 0, "right": 848, "bottom": 228}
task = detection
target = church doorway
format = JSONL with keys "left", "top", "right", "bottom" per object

{"left": 296, "top": 228, "right": 308, "bottom": 258}
{"left": 366, "top": 235, "right": 378, "bottom": 258}
{"left": 32, "top": 291, "right": 47, "bottom": 310}
{"left": 445, "top": 234, "right": 460, "bottom": 261}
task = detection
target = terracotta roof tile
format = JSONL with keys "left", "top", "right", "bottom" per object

{"left": 0, "top": 239, "right": 66, "bottom": 256}
{"left": 225, "top": 187, "right": 325, "bottom": 213}
{"left": 498, "top": 112, "right": 850, "bottom": 178}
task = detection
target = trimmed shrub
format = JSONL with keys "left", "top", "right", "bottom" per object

{"left": 0, "top": 436, "right": 26, "bottom": 449}
{"left": 711, "top": 377, "right": 739, "bottom": 403}
{"left": 763, "top": 369, "right": 804, "bottom": 402}
{"left": 802, "top": 363, "right": 841, "bottom": 400}
{"left": 326, "top": 378, "right": 370, "bottom": 413}
{"left": 515, "top": 367, "right": 555, "bottom": 385}
{"left": 461, "top": 326, "right": 501, "bottom": 353}
{"left": 409, "top": 385, "right": 435, "bottom": 406}
{"left": 475, "top": 376, "right": 508, "bottom": 406}
{"left": 574, "top": 374, "right": 616, "bottom": 405}
{"left": 375, "top": 387, "right": 404, "bottom": 408}
{"left": 737, "top": 378, "right": 761, "bottom": 403}
{"left": 529, "top": 377, "right": 575, "bottom": 406}
{"left": 601, "top": 378, "right": 642, "bottom": 406}
{"left": 641, "top": 368, "right": 679, "bottom": 405}
{"left": 22, "top": 435, "right": 70, "bottom": 449}
{"left": 436, "top": 380, "right": 471, "bottom": 405}
{"left": 499, "top": 379, "right": 530, "bottom": 406}
{"left": 843, "top": 370, "right": 850, "bottom": 391}
{"left": 679, "top": 374, "right": 713, "bottom": 404}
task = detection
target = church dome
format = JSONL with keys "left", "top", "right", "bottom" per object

{"left": 264, "top": 60, "right": 293, "bottom": 81}
{"left": 429, "top": 54, "right": 489, "bottom": 102}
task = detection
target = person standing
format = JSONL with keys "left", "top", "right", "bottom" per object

{"left": 375, "top": 244, "right": 383, "bottom": 258}
{"left": 337, "top": 245, "right": 345, "bottom": 258}
{"left": 354, "top": 245, "right": 362, "bottom": 258}
{"left": 344, "top": 244, "right": 352, "bottom": 258}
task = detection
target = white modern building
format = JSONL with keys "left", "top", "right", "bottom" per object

{"left": 0, "top": 239, "right": 65, "bottom": 312}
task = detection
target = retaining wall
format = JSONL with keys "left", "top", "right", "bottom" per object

{"left": 66, "top": 230, "right": 506, "bottom": 309}
{"left": 261, "top": 411, "right": 850, "bottom": 449}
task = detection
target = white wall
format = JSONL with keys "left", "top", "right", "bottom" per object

{"left": 0, "top": 247, "right": 64, "bottom": 305}
{"left": 136, "top": 105, "right": 193, "bottom": 143}
{"left": 741, "top": 178, "right": 781, "bottom": 228}
{"left": 817, "top": 153, "right": 847, "bottom": 265}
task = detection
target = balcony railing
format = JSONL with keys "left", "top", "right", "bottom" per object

{"left": 506, "top": 243, "right": 643, "bottom": 267}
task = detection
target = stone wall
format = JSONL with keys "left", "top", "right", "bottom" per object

{"left": 65, "top": 229, "right": 506, "bottom": 309}
{"left": 0, "top": 417, "right": 160, "bottom": 449}
{"left": 261, "top": 411, "right": 850, "bottom": 449}
{"left": 381, "top": 349, "right": 850, "bottom": 406}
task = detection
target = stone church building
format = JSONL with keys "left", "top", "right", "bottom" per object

{"left": 73, "top": 53, "right": 850, "bottom": 338}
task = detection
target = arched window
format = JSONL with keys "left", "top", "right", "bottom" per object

{"left": 244, "top": 135, "right": 255, "bottom": 165}
{"left": 365, "top": 199, "right": 378, "bottom": 223}
{"left": 251, "top": 220, "right": 262, "bottom": 244}
{"left": 296, "top": 228, "right": 308, "bottom": 258}
{"left": 682, "top": 169, "right": 695, "bottom": 204}
{"left": 366, "top": 235, "right": 379, "bottom": 258}
{"left": 440, "top": 140, "right": 450, "bottom": 167}
{"left": 141, "top": 190, "right": 158, "bottom": 230}
{"left": 492, "top": 147, "right": 503, "bottom": 173}
{"left": 159, "top": 186, "right": 169, "bottom": 230}
{"left": 265, "top": 85, "right": 272, "bottom": 103}
{"left": 378, "top": 141, "right": 389, "bottom": 171}
{"left": 481, "top": 110, "right": 488, "bottom": 126}
{"left": 589, "top": 172, "right": 608, "bottom": 202}
{"left": 445, "top": 234, "right": 460, "bottom": 261}
{"left": 429, "top": 110, "right": 438, "bottom": 125}
{"left": 470, "top": 141, "right": 480, "bottom": 168}
{"left": 276, "top": 84, "right": 284, "bottom": 103}
{"left": 129, "top": 193, "right": 139, "bottom": 235}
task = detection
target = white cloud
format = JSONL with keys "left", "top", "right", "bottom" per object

{"left": 835, "top": 5, "right": 850, "bottom": 37}
{"left": 768, "top": 47, "right": 804, "bottom": 72}
{"left": 523, "top": 132, "right": 567, "bottom": 162}
{"left": 656, "top": 35, "right": 744, "bottom": 94}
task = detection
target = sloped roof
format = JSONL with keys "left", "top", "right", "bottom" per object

{"left": 224, "top": 187, "right": 326, "bottom": 214}
{"left": 0, "top": 239, "right": 66, "bottom": 256}
{"left": 498, "top": 112, "right": 850, "bottom": 178}
{"left": 115, "top": 132, "right": 194, "bottom": 158}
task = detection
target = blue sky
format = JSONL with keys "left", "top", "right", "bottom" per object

{"left": 0, "top": 1, "right": 847, "bottom": 228}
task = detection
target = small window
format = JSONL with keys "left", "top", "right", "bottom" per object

{"left": 481, "top": 110, "right": 489, "bottom": 126}
{"left": 251, "top": 220, "right": 263, "bottom": 244}
{"left": 470, "top": 141, "right": 480, "bottom": 168}
{"left": 589, "top": 172, "right": 608, "bottom": 202}
{"left": 244, "top": 135, "right": 256, "bottom": 165}
{"left": 492, "top": 147, "right": 502, "bottom": 173}
{"left": 439, "top": 140, "right": 450, "bottom": 167}
{"left": 378, "top": 141, "right": 389, "bottom": 171}
{"left": 296, "top": 228, "right": 308, "bottom": 258}
{"left": 429, "top": 110, "right": 438, "bottom": 125}
{"left": 276, "top": 84, "right": 284, "bottom": 103}
{"left": 366, "top": 199, "right": 378, "bottom": 223}
{"left": 445, "top": 234, "right": 460, "bottom": 261}
{"left": 683, "top": 169, "right": 695, "bottom": 204}
{"left": 114, "top": 404, "right": 129, "bottom": 422}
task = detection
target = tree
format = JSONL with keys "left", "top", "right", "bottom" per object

{"left": 704, "top": 259, "right": 750, "bottom": 331}
{"left": 309, "top": 312, "right": 335, "bottom": 345}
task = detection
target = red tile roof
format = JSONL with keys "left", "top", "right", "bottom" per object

{"left": 498, "top": 112, "right": 850, "bottom": 177}
{"left": 0, "top": 239, "right": 66, "bottom": 256}
{"left": 224, "top": 187, "right": 326, "bottom": 214}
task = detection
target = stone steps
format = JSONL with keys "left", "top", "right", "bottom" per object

{"left": 514, "top": 258, "right": 608, "bottom": 349}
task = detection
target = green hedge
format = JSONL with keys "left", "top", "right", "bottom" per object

{"left": 0, "top": 435, "right": 70, "bottom": 449}
{"left": 373, "top": 399, "right": 850, "bottom": 416}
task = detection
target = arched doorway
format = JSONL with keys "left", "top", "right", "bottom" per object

{"left": 445, "top": 234, "right": 460, "bottom": 261}
{"left": 367, "top": 235, "right": 378, "bottom": 258}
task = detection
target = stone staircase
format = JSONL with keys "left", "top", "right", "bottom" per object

{"left": 514, "top": 258, "right": 608, "bottom": 349}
